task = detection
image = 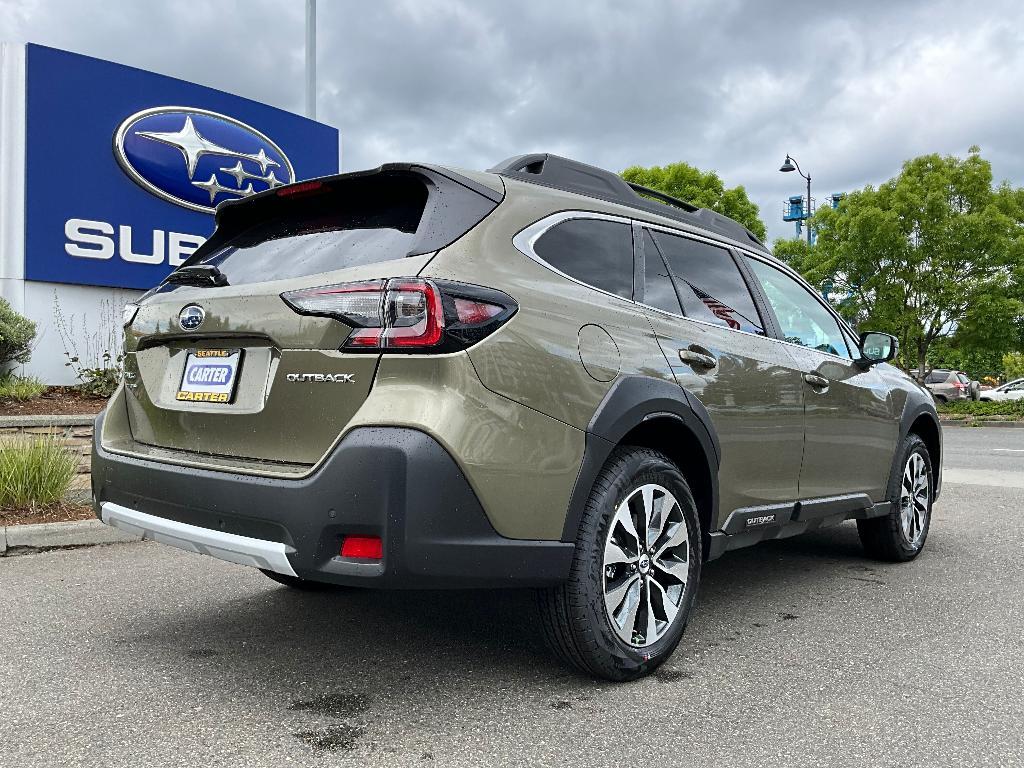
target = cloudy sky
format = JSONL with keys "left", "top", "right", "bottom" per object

{"left": 3, "top": 0, "right": 1023, "bottom": 241}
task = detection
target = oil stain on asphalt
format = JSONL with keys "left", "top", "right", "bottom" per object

{"left": 290, "top": 692, "right": 371, "bottom": 752}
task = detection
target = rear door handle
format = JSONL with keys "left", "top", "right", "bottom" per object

{"left": 678, "top": 348, "right": 717, "bottom": 370}
{"left": 803, "top": 373, "right": 830, "bottom": 390}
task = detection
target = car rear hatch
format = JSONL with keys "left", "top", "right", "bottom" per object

{"left": 121, "top": 165, "right": 503, "bottom": 467}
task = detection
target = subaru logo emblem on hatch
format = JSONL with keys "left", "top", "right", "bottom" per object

{"left": 178, "top": 305, "right": 205, "bottom": 331}
{"left": 114, "top": 107, "right": 296, "bottom": 214}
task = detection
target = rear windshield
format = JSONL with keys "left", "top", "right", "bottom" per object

{"left": 193, "top": 175, "right": 429, "bottom": 285}
{"left": 957, "top": 373, "right": 971, "bottom": 385}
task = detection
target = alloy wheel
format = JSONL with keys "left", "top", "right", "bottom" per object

{"left": 602, "top": 483, "right": 690, "bottom": 647}
{"left": 900, "top": 452, "right": 930, "bottom": 547}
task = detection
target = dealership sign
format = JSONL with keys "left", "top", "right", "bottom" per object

{"left": 22, "top": 44, "right": 339, "bottom": 290}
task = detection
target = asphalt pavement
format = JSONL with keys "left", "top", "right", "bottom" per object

{"left": 1, "top": 426, "right": 1022, "bottom": 767}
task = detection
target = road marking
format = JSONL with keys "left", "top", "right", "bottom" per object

{"left": 943, "top": 468, "right": 1024, "bottom": 488}
{"left": 992, "top": 449, "right": 1024, "bottom": 453}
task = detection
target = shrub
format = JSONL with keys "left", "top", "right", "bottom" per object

{"left": 1004, "top": 352, "right": 1024, "bottom": 382}
{"left": 53, "top": 296, "right": 124, "bottom": 398}
{"left": 938, "top": 399, "right": 1024, "bottom": 419}
{"left": 0, "top": 298, "right": 36, "bottom": 367}
{"left": 0, "top": 433, "right": 78, "bottom": 508}
{"left": 0, "top": 375, "right": 46, "bottom": 402}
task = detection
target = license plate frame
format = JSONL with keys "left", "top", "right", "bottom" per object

{"left": 176, "top": 349, "right": 242, "bottom": 404}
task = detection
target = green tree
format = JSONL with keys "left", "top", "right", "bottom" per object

{"left": 0, "top": 298, "right": 36, "bottom": 368}
{"left": 788, "top": 147, "right": 1024, "bottom": 375}
{"left": 621, "top": 162, "right": 767, "bottom": 241}
{"left": 1005, "top": 352, "right": 1024, "bottom": 381}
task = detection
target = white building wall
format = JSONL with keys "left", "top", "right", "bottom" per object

{"left": 0, "top": 43, "right": 26, "bottom": 318}
{"left": 18, "top": 282, "right": 142, "bottom": 385}
{"left": 2, "top": 43, "right": 140, "bottom": 385}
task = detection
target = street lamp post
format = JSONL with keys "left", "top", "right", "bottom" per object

{"left": 779, "top": 154, "right": 812, "bottom": 244}
{"left": 305, "top": 0, "right": 317, "bottom": 120}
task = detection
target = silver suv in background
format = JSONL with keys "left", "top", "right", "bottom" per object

{"left": 924, "top": 369, "right": 979, "bottom": 402}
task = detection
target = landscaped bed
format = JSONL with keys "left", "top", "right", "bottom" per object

{"left": 0, "top": 384, "right": 106, "bottom": 417}
{"left": 938, "top": 399, "right": 1024, "bottom": 421}
{"left": 1, "top": 502, "right": 94, "bottom": 527}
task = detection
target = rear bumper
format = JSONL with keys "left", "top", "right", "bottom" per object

{"left": 92, "top": 413, "right": 573, "bottom": 588}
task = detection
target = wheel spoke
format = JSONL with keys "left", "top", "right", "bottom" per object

{"left": 604, "top": 537, "right": 637, "bottom": 567}
{"left": 639, "top": 485, "right": 655, "bottom": 545}
{"left": 611, "top": 499, "right": 642, "bottom": 553}
{"left": 649, "top": 576, "right": 679, "bottom": 628}
{"left": 653, "top": 551, "right": 689, "bottom": 585}
{"left": 654, "top": 518, "right": 688, "bottom": 561}
{"left": 646, "top": 490, "right": 670, "bottom": 550}
{"left": 605, "top": 575, "right": 642, "bottom": 642}
{"left": 644, "top": 578, "right": 659, "bottom": 643}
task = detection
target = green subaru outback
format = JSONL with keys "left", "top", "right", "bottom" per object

{"left": 94, "top": 154, "right": 941, "bottom": 681}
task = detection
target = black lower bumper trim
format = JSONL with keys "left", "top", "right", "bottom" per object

{"left": 92, "top": 414, "right": 573, "bottom": 588}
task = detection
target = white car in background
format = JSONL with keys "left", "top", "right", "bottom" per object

{"left": 980, "top": 378, "right": 1024, "bottom": 402}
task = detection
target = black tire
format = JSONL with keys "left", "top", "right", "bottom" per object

{"left": 538, "top": 446, "right": 702, "bottom": 682}
{"left": 857, "top": 434, "right": 934, "bottom": 562}
{"left": 259, "top": 569, "right": 340, "bottom": 591}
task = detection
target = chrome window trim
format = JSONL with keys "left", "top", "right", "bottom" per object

{"left": 511, "top": 210, "right": 637, "bottom": 303}
{"left": 511, "top": 209, "right": 860, "bottom": 362}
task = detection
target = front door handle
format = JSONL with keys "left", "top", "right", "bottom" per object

{"left": 803, "top": 373, "right": 830, "bottom": 390}
{"left": 678, "top": 348, "right": 717, "bottom": 370}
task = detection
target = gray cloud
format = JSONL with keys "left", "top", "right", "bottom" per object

{"left": 3, "top": 0, "right": 1023, "bottom": 240}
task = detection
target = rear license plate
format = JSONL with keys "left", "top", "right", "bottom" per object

{"left": 176, "top": 349, "right": 242, "bottom": 404}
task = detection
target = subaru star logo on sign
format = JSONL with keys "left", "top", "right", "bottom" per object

{"left": 114, "top": 108, "right": 296, "bottom": 214}
{"left": 22, "top": 44, "right": 339, "bottom": 291}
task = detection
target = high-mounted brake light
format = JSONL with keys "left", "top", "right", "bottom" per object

{"left": 276, "top": 180, "right": 324, "bottom": 197}
{"left": 281, "top": 278, "right": 516, "bottom": 353}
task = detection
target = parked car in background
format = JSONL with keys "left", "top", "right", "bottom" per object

{"left": 925, "top": 369, "right": 979, "bottom": 402}
{"left": 980, "top": 378, "right": 1024, "bottom": 402}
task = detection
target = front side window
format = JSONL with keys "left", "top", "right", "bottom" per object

{"left": 745, "top": 257, "right": 852, "bottom": 359}
{"left": 533, "top": 218, "right": 634, "bottom": 299}
{"left": 650, "top": 230, "right": 764, "bottom": 334}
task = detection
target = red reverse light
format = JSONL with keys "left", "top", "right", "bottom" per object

{"left": 340, "top": 536, "right": 383, "bottom": 560}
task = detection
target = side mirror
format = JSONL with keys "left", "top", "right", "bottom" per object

{"left": 858, "top": 332, "right": 898, "bottom": 368}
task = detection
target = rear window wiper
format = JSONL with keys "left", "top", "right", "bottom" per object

{"left": 165, "top": 264, "right": 229, "bottom": 287}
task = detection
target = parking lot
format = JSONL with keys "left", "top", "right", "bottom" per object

{"left": 1, "top": 426, "right": 1021, "bottom": 767}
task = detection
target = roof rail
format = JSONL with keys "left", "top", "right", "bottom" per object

{"left": 489, "top": 153, "right": 766, "bottom": 251}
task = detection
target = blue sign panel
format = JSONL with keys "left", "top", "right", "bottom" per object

{"left": 24, "top": 44, "right": 339, "bottom": 290}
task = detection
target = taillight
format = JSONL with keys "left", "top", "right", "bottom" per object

{"left": 281, "top": 278, "right": 517, "bottom": 352}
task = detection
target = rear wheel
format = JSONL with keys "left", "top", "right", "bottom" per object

{"left": 538, "top": 447, "right": 702, "bottom": 681}
{"left": 857, "top": 434, "right": 933, "bottom": 562}
{"left": 259, "top": 569, "right": 341, "bottom": 591}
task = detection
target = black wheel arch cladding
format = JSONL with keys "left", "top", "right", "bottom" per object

{"left": 560, "top": 375, "right": 721, "bottom": 545}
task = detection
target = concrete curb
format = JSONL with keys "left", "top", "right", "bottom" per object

{"left": 0, "top": 414, "right": 97, "bottom": 428}
{"left": 940, "top": 420, "right": 1024, "bottom": 429}
{"left": 1, "top": 518, "right": 141, "bottom": 555}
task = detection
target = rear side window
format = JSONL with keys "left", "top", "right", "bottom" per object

{"left": 533, "top": 218, "right": 634, "bottom": 299}
{"left": 650, "top": 230, "right": 764, "bottom": 334}
{"left": 925, "top": 371, "right": 948, "bottom": 384}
